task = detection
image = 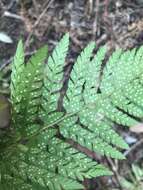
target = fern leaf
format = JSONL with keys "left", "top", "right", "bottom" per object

{"left": 111, "top": 90, "right": 143, "bottom": 118}
{"left": 4, "top": 34, "right": 143, "bottom": 190}
{"left": 61, "top": 42, "right": 131, "bottom": 162}
{"left": 64, "top": 42, "right": 95, "bottom": 113}
{"left": 0, "top": 128, "right": 111, "bottom": 190}
{"left": 40, "top": 33, "right": 69, "bottom": 123}
{"left": 10, "top": 40, "right": 25, "bottom": 115}
{"left": 83, "top": 119, "right": 129, "bottom": 149}
{"left": 124, "top": 80, "right": 143, "bottom": 107}
{"left": 59, "top": 118, "right": 125, "bottom": 159}
{"left": 11, "top": 44, "right": 48, "bottom": 135}
{"left": 84, "top": 45, "right": 106, "bottom": 103}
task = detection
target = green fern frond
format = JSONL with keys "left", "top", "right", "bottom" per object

{"left": 84, "top": 45, "right": 106, "bottom": 100}
{"left": 40, "top": 33, "right": 69, "bottom": 123}
{"left": 11, "top": 41, "right": 47, "bottom": 135}
{"left": 61, "top": 44, "right": 128, "bottom": 160}
{"left": 0, "top": 128, "right": 111, "bottom": 190}
{"left": 10, "top": 40, "right": 25, "bottom": 113}
{"left": 60, "top": 121, "right": 125, "bottom": 159}
{"left": 64, "top": 42, "right": 95, "bottom": 113}
{"left": 2, "top": 33, "right": 143, "bottom": 189}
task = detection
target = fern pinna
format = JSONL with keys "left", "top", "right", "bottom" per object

{"left": 1, "top": 33, "right": 143, "bottom": 190}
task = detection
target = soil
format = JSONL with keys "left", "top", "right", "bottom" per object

{"left": 0, "top": 0, "right": 143, "bottom": 189}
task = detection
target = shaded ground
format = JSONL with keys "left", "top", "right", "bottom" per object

{"left": 0, "top": 0, "right": 143, "bottom": 189}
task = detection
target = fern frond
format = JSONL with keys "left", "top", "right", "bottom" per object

{"left": 110, "top": 90, "right": 143, "bottom": 118}
{"left": 60, "top": 45, "right": 127, "bottom": 161}
{"left": 0, "top": 128, "right": 111, "bottom": 190}
{"left": 40, "top": 33, "right": 69, "bottom": 123}
{"left": 3, "top": 34, "right": 143, "bottom": 190}
{"left": 63, "top": 42, "right": 95, "bottom": 115}
{"left": 97, "top": 47, "right": 143, "bottom": 128}
{"left": 10, "top": 40, "right": 25, "bottom": 114}
{"left": 84, "top": 45, "right": 106, "bottom": 101}
{"left": 60, "top": 122, "right": 125, "bottom": 159}
{"left": 11, "top": 43, "right": 48, "bottom": 135}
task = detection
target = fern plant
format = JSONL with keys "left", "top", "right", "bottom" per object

{"left": 1, "top": 33, "right": 143, "bottom": 190}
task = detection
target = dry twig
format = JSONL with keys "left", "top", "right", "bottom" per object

{"left": 24, "top": 0, "right": 54, "bottom": 49}
{"left": 93, "top": 0, "right": 100, "bottom": 38}
{"left": 107, "top": 157, "right": 123, "bottom": 190}
{"left": 124, "top": 138, "right": 143, "bottom": 156}
{"left": 3, "top": 11, "right": 23, "bottom": 20}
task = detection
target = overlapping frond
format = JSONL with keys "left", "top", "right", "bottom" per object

{"left": 0, "top": 128, "right": 111, "bottom": 190}
{"left": 61, "top": 45, "right": 125, "bottom": 161}
{"left": 61, "top": 43, "right": 143, "bottom": 165}
{"left": 99, "top": 46, "right": 143, "bottom": 127}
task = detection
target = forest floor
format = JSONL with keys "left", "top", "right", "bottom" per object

{"left": 0, "top": 0, "right": 143, "bottom": 189}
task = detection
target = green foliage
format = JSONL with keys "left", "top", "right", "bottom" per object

{"left": 120, "top": 164, "right": 143, "bottom": 190}
{"left": 1, "top": 33, "right": 143, "bottom": 189}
